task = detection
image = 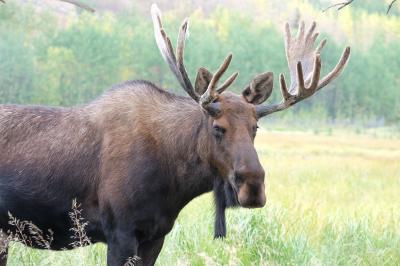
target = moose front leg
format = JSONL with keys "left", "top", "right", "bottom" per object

{"left": 137, "top": 237, "right": 165, "bottom": 266}
{"left": 106, "top": 228, "right": 139, "bottom": 266}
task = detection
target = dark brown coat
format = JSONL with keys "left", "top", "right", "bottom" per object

{"left": 1, "top": 80, "right": 262, "bottom": 265}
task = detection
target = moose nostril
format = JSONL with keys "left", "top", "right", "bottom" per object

{"left": 247, "top": 182, "right": 263, "bottom": 194}
{"left": 234, "top": 174, "right": 245, "bottom": 186}
{"left": 237, "top": 181, "right": 266, "bottom": 208}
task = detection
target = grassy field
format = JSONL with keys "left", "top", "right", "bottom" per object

{"left": 6, "top": 130, "right": 400, "bottom": 265}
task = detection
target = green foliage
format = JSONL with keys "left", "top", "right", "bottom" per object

{"left": 0, "top": 1, "right": 399, "bottom": 126}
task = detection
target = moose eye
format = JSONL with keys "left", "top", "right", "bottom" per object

{"left": 213, "top": 125, "right": 226, "bottom": 143}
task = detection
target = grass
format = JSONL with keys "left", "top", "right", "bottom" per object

{"left": 5, "top": 130, "right": 400, "bottom": 265}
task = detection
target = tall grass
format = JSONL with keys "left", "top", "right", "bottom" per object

{"left": 4, "top": 130, "right": 400, "bottom": 265}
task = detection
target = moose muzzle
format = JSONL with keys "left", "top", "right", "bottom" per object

{"left": 234, "top": 164, "right": 266, "bottom": 208}
{"left": 237, "top": 181, "right": 266, "bottom": 208}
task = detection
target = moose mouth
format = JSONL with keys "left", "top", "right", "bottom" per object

{"left": 218, "top": 173, "right": 266, "bottom": 208}
{"left": 228, "top": 174, "right": 266, "bottom": 208}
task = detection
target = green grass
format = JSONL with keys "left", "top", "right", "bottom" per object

{"left": 6, "top": 130, "right": 400, "bottom": 265}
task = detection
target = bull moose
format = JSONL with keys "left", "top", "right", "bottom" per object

{"left": 0, "top": 4, "right": 350, "bottom": 266}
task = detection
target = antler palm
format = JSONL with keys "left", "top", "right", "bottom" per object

{"left": 285, "top": 21, "right": 326, "bottom": 94}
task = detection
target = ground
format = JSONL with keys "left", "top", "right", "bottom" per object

{"left": 6, "top": 130, "right": 400, "bottom": 265}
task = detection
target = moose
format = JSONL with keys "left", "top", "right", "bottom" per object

{"left": 0, "top": 4, "right": 350, "bottom": 266}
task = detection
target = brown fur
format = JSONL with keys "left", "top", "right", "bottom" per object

{"left": 0, "top": 79, "right": 267, "bottom": 265}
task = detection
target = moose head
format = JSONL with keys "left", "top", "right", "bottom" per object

{"left": 151, "top": 4, "right": 350, "bottom": 237}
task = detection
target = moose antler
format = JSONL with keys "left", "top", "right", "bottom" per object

{"left": 0, "top": 0, "right": 95, "bottom": 11}
{"left": 151, "top": 4, "right": 238, "bottom": 111}
{"left": 256, "top": 21, "right": 351, "bottom": 117}
{"left": 199, "top": 54, "right": 238, "bottom": 108}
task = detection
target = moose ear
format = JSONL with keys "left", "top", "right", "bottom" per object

{"left": 242, "top": 72, "right": 274, "bottom": 105}
{"left": 195, "top": 67, "right": 213, "bottom": 95}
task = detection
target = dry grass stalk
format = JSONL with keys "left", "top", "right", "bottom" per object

{"left": 124, "top": 255, "right": 141, "bottom": 266}
{"left": 69, "top": 198, "right": 91, "bottom": 248}
{"left": 0, "top": 229, "right": 10, "bottom": 260}
{"left": 0, "top": 199, "right": 91, "bottom": 262}
{"left": 0, "top": 212, "right": 54, "bottom": 262}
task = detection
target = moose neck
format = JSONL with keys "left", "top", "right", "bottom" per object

{"left": 90, "top": 84, "right": 218, "bottom": 209}
{"left": 157, "top": 101, "right": 216, "bottom": 207}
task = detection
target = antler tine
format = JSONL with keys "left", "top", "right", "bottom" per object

{"left": 296, "top": 21, "right": 305, "bottom": 40}
{"left": 151, "top": 5, "right": 173, "bottom": 62}
{"left": 151, "top": 4, "right": 199, "bottom": 101}
{"left": 176, "top": 18, "right": 188, "bottom": 66}
{"left": 256, "top": 21, "right": 350, "bottom": 118}
{"left": 310, "top": 54, "right": 322, "bottom": 91}
{"left": 296, "top": 61, "right": 306, "bottom": 94}
{"left": 208, "top": 54, "right": 233, "bottom": 91}
{"left": 279, "top": 73, "right": 291, "bottom": 101}
{"left": 305, "top": 22, "right": 316, "bottom": 43}
{"left": 316, "top": 39, "right": 327, "bottom": 54}
{"left": 318, "top": 46, "right": 351, "bottom": 89}
{"left": 151, "top": 5, "right": 178, "bottom": 76}
{"left": 160, "top": 31, "right": 178, "bottom": 75}
{"left": 298, "top": 53, "right": 322, "bottom": 97}
{"left": 176, "top": 18, "right": 200, "bottom": 101}
{"left": 284, "top": 23, "right": 291, "bottom": 50}
{"left": 217, "top": 72, "right": 239, "bottom": 94}
{"left": 200, "top": 54, "right": 238, "bottom": 107}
